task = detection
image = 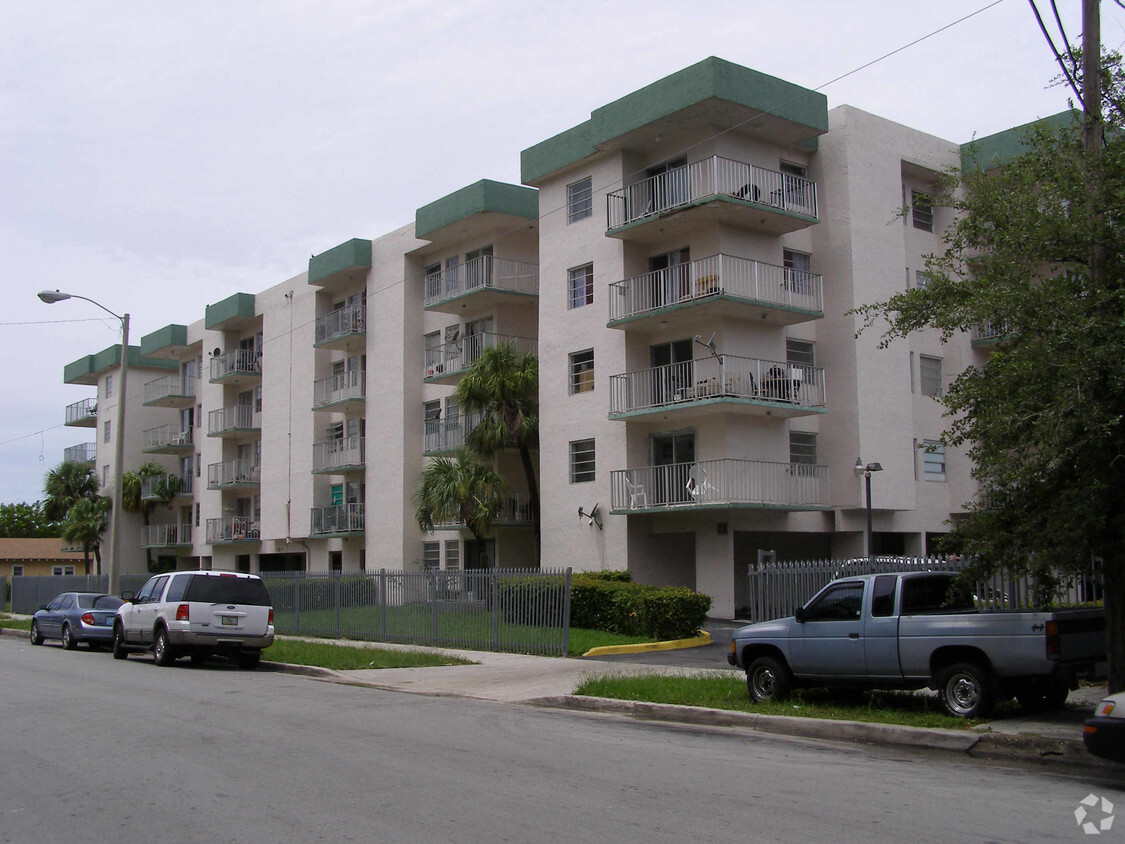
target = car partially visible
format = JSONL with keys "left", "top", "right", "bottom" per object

{"left": 30, "top": 592, "right": 124, "bottom": 650}
{"left": 1084, "top": 692, "right": 1125, "bottom": 763}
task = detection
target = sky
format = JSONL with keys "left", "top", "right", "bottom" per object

{"left": 2, "top": 0, "right": 1123, "bottom": 505}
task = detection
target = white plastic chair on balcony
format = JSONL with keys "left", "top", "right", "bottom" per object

{"left": 624, "top": 476, "right": 647, "bottom": 508}
{"left": 686, "top": 464, "right": 714, "bottom": 500}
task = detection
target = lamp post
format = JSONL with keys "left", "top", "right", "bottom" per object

{"left": 854, "top": 458, "right": 883, "bottom": 562}
{"left": 39, "top": 290, "right": 130, "bottom": 595}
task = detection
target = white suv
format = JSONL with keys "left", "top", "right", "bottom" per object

{"left": 113, "top": 570, "right": 275, "bottom": 669}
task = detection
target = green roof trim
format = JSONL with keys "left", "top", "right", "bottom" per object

{"left": 140, "top": 324, "right": 188, "bottom": 357}
{"left": 415, "top": 180, "right": 539, "bottom": 240}
{"left": 521, "top": 57, "right": 828, "bottom": 184}
{"left": 308, "top": 238, "right": 372, "bottom": 286}
{"left": 63, "top": 345, "right": 178, "bottom": 384}
{"left": 204, "top": 293, "right": 257, "bottom": 330}
{"left": 960, "top": 110, "right": 1080, "bottom": 172}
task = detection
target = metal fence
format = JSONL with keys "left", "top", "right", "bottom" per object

{"left": 11, "top": 575, "right": 152, "bottom": 614}
{"left": 743, "top": 556, "right": 1101, "bottom": 623}
{"left": 262, "top": 569, "right": 572, "bottom": 657}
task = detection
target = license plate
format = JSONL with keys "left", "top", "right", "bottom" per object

{"left": 221, "top": 616, "right": 238, "bottom": 626}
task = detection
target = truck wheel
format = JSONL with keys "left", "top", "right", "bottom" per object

{"left": 747, "top": 656, "right": 792, "bottom": 703}
{"left": 937, "top": 662, "right": 994, "bottom": 718}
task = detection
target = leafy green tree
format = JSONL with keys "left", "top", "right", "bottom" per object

{"left": 0, "top": 502, "right": 59, "bottom": 538}
{"left": 414, "top": 451, "right": 506, "bottom": 548}
{"left": 455, "top": 343, "right": 540, "bottom": 565}
{"left": 122, "top": 461, "right": 169, "bottom": 572}
{"left": 856, "top": 54, "right": 1125, "bottom": 691}
{"left": 42, "top": 461, "right": 99, "bottom": 523}
{"left": 62, "top": 496, "right": 110, "bottom": 576}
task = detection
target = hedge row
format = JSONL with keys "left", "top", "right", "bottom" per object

{"left": 571, "top": 572, "right": 711, "bottom": 640}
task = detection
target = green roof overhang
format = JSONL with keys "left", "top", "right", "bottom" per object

{"left": 415, "top": 180, "right": 539, "bottom": 241}
{"left": 308, "top": 238, "right": 372, "bottom": 287}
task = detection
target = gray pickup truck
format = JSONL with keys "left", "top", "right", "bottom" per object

{"left": 728, "top": 570, "right": 1104, "bottom": 717}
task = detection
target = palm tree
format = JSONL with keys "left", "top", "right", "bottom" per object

{"left": 122, "top": 461, "right": 168, "bottom": 572}
{"left": 62, "top": 496, "right": 110, "bottom": 576}
{"left": 42, "top": 461, "right": 100, "bottom": 574}
{"left": 455, "top": 342, "right": 541, "bottom": 565}
{"left": 413, "top": 451, "right": 506, "bottom": 547}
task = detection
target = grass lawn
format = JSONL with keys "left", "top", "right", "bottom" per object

{"left": 0, "top": 614, "right": 30, "bottom": 631}
{"left": 573, "top": 672, "right": 1022, "bottom": 729}
{"left": 264, "top": 638, "right": 477, "bottom": 671}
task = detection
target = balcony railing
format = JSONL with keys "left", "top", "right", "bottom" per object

{"left": 972, "top": 322, "right": 1012, "bottom": 344}
{"left": 65, "top": 398, "right": 97, "bottom": 426}
{"left": 142, "top": 425, "right": 194, "bottom": 451}
{"left": 141, "top": 473, "right": 193, "bottom": 500}
{"left": 424, "top": 256, "right": 539, "bottom": 308}
{"left": 310, "top": 503, "right": 365, "bottom": 535}
{"left": 424, "top": 333, "right": 537, "bottom": 379}
{"left": 207, "top": 459, "right": 261, "bottom": 488}
{"left": 607, "top": 156, "right": 818, "bottom": 230}
{"left": 424, "top": 413, "right": 481, "bottom": 453}
{"left": 611, "top": 458, "right": 829, "bottom": 512}
{"left": 208, "top": 405, "right": 259, "bottom": 436}
{"left": 210, "top": 349, "right": 261, "bottom": 381}
{"left": 608, "top": 253, "right": 822, "bottom": 322}
{"left": 312, "top": 437, "right": 365, "bottom": 472}
{"left": 434, "top": 492, "right": 534, "bottom": 528}
{"left": 315, "top": 303, "right": 366, "bottom": 346}
{"left": 206, "top": 517, "right": 260, "bottom": 543}
{"left": 609, "top": 356, "right": 826, "bottom": 415}
{"left": 143, "top": 373, "right": 196, "bottom": 405}
{"left": 63, "top": 442, "right": 96, "bottom": 463}
{"left": 313, "top": 370, "right": 365, "bottom": 408}
{"left": 142, "top": 523, "right": 192, "bottom": 548}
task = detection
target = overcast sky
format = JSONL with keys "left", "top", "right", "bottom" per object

{"left": 3, "top": 0, "right": 1122, "bottom": 505}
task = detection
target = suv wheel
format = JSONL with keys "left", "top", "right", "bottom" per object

{"left": 236, "top": 651, "right": 261, "bottom": 671}
{"left": 153, "top": 627, "right": 176, "bottom": 667}
{"left": 112, "top": 623, "right": 129, "bottom": 659}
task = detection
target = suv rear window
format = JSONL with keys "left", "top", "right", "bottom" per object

{"left": 183, "top": 575, "right": 271, "bottom": 606}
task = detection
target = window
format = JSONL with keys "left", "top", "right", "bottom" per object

{"left": 915, "top": 270, "right": 932, "bottom": 289}
{"left": 194, "top": 502, "right": 200, "bottom": 528}
{"left": 105, "top": 374, "right": 113, "bottom": 398}
{"left": 422, "top": 542, "right": 440, "bottom": 570}
{"left": 52, "top": 565, "right": 76, "bottom": 576}
{"left": 789, "top": 431, "right": 817, "bottom": 465}
{"left": 103, "top": 465, "right": 109, "bottom": 487}
{"left": 922, "top": 440, "right": 946, "bottom": 481}
{"left": 803, "top": 582, "right": 863, "bottom": 621}
{"left": 919, "top": 355, "right": 942, "bottom": 397}
{"left": 329, "top": 551, "right": 343, "bottom": 572}
{"left": 103, "top": 420, "right": 111, "bottom": 443}
{"left": 569, "top": 439, "right": 595, "bottom": 483}
{"left": 12, "top": 565, "right": 23, "bottom": 577}
{"left": 783, "top": 249, "right": 812, "bottom": 295}
{"left": 871, "top": 575, "right": 897, "bottom": 618}
{"left": 786, "top": 338, "right": 815, "bottom": 368}
{"left": 567, "top": 177, "right": 593, "bottom": 223}
{"left": 569, "top": 349, "right": 594, "bottom": 394}
{"left": 912, "top": 190, "right": 934, "bottom": 232}
{"left": 568, "top": 263, "right": 593, "bottom": 309}
{"left": 444, "top": 540, "right": 460, "bottom": 570}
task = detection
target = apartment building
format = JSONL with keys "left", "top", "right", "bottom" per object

{"left": 55, "top": 57, "right": 1032, "bottom": 616}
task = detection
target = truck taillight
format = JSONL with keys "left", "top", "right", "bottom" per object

{"left": 1045, "top": 620, "right": 1059, "bottom": 659}
{"left": 176, "top": 604, "right": 190, "bottom": 622}
{"left": 268, "top": 608, "right": 274, "bottom": 624}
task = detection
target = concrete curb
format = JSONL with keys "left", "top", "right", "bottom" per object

{"left": 582, "top": 631, "right": 712, "bottom": 657}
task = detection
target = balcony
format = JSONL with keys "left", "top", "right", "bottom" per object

{"left": 312, "top": 437, "right": 365, "bottom": 475}
{"left": 206, "top": 517, "right": 261, "bottom": 544}
{"left": 971, "top": 322, "right": 1013, "bottom": 347}
{"left": 605, "top": 156, "right": 818, "bottom": 242}
{"left": 143, "top": 374, "right": 196, "bottom": 408}
{"left": 607, "top": 254, "right": 822, "bottom": 330}
{"left": 310, "top": 503, "right": 365, "bottom": 537}
{"left": 142, "top": 523, "right": 192, "bottom": 548}
{"left": 609, "top": 356, "right": 826, "bottom": 421}
{"left": 63, "top": 442, "right": 96, "bottom": 464}
{"left": 141, "top": 473, "right": 193, "bottom": 501}
{"left": 610, "top": 458, "right": 830, "bottom": 514}
{"left": 209, "top": 349, "right": 261, "bottom": 385}
{"left": 432, "top": 492, "right": 534, "bottom": 529}
{"left": 142, "top": 425, "right": 194, "bottom": 454}
{"left": 314, "top": 303, "right": 366, "bottom": 350}
{"left": 423, "top": 256, "right": 539, "bottom": 314}
{"left": 207, "top": 459, "right": 261, "bottom": 490}
{"left": 208, "top": 405, "right": 260, "bottom": 438}
{"left": 312, "top": 370, "right": 365, "bottom": 413}
{"left": 65, "top": 398, "right": 98, "bottom": 427}
{"left": 423, "top": 413, "right": 481, "bottom": 454}
{"left": 424, "top": 334, "right": 536, "bottom": 383}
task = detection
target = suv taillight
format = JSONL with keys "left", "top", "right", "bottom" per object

{"left": 176, "top": 604, "right": 190, "bottom": 621}
{"left": 268, "top": 608, "right": 274, "bottom": 624}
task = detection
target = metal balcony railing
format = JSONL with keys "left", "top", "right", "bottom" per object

{"left": 206, "top": 517, "right": 260, "bottom": 543}
{"left": 210, "top": 348, "right": 261, "bottom": 381}
{"left": 312, "top": 437, "right": 365, "bottom": 472}
{"left": 313, "top": 370, "right": 365, "bottom": 408}
{"left": 63, "top": 442, "right": 96, "bottom": 463}
{"left": 434, "top": 492, "right": 534, "bottom": 527}
{"left": 64, "top": 398, "right": 97, "bottom": 426}
{"left": 424, "top": 333, "right": 537, "bottom": 379}
{"left": 608, "top": 253, "right": 823, "bottom": 321}
{"left": 142, "top": 425, "right": 194, "bottom": 450}
{"left": 611, "top": 458, "right": 829, "bottom": 511}
{"left": 141, "top": 473, "right": 193, "bottom": 500}
{"left": 207, "top": 459, "right": 261, "bottom": 487}
{"left": 208, "top": 405, "right": 259, "bottom": 435}
{"left": 143, "top": 373, "right": 196, "bottom": 404}
{"left": 315, "top": 303, "right": 366, "bottom": 345}
{"left": 142, "top": 523, "right": 192, "bottom": 547}
{"left": 609, "top": 355, "right": 826, "bottom": 414}
{"left": 423, "top": 413, "right": 481, "bottom": 452}
{"left": 424, "top": 256, "right": 539, "bottom": 307}
{"left": 310, "top": 503, "right": 365, "bottom": 535}
{"left": 606, "top": 156, "right": 818, "bottom": 229}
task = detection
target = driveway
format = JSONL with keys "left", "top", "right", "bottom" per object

{"left": 581, "top": 619, "right": 744, "bottom": 670}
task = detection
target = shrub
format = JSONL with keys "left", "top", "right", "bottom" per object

{"left": 571, "top": 575, "right": 711, "bottom": 640}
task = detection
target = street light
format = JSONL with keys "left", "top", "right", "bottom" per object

{"left": 854, "top": 458, "right": 883, "bottom": 562}
{"left": 39, "top": 290, "right": 130, "bottom": 595}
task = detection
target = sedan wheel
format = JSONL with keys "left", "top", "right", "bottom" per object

{"left": 61, "top": 624, "right": 77, "bottom": 651}
{"left": 29, "top": 621, "right": 43, "bottom": 646}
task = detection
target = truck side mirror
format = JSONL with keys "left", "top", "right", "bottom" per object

{"left": 794, "top": 607, "right": 806, "bottom": 623}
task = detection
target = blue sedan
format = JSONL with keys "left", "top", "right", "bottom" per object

{"left": 30, "top": 592, "right": 124, "bottom": 650}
